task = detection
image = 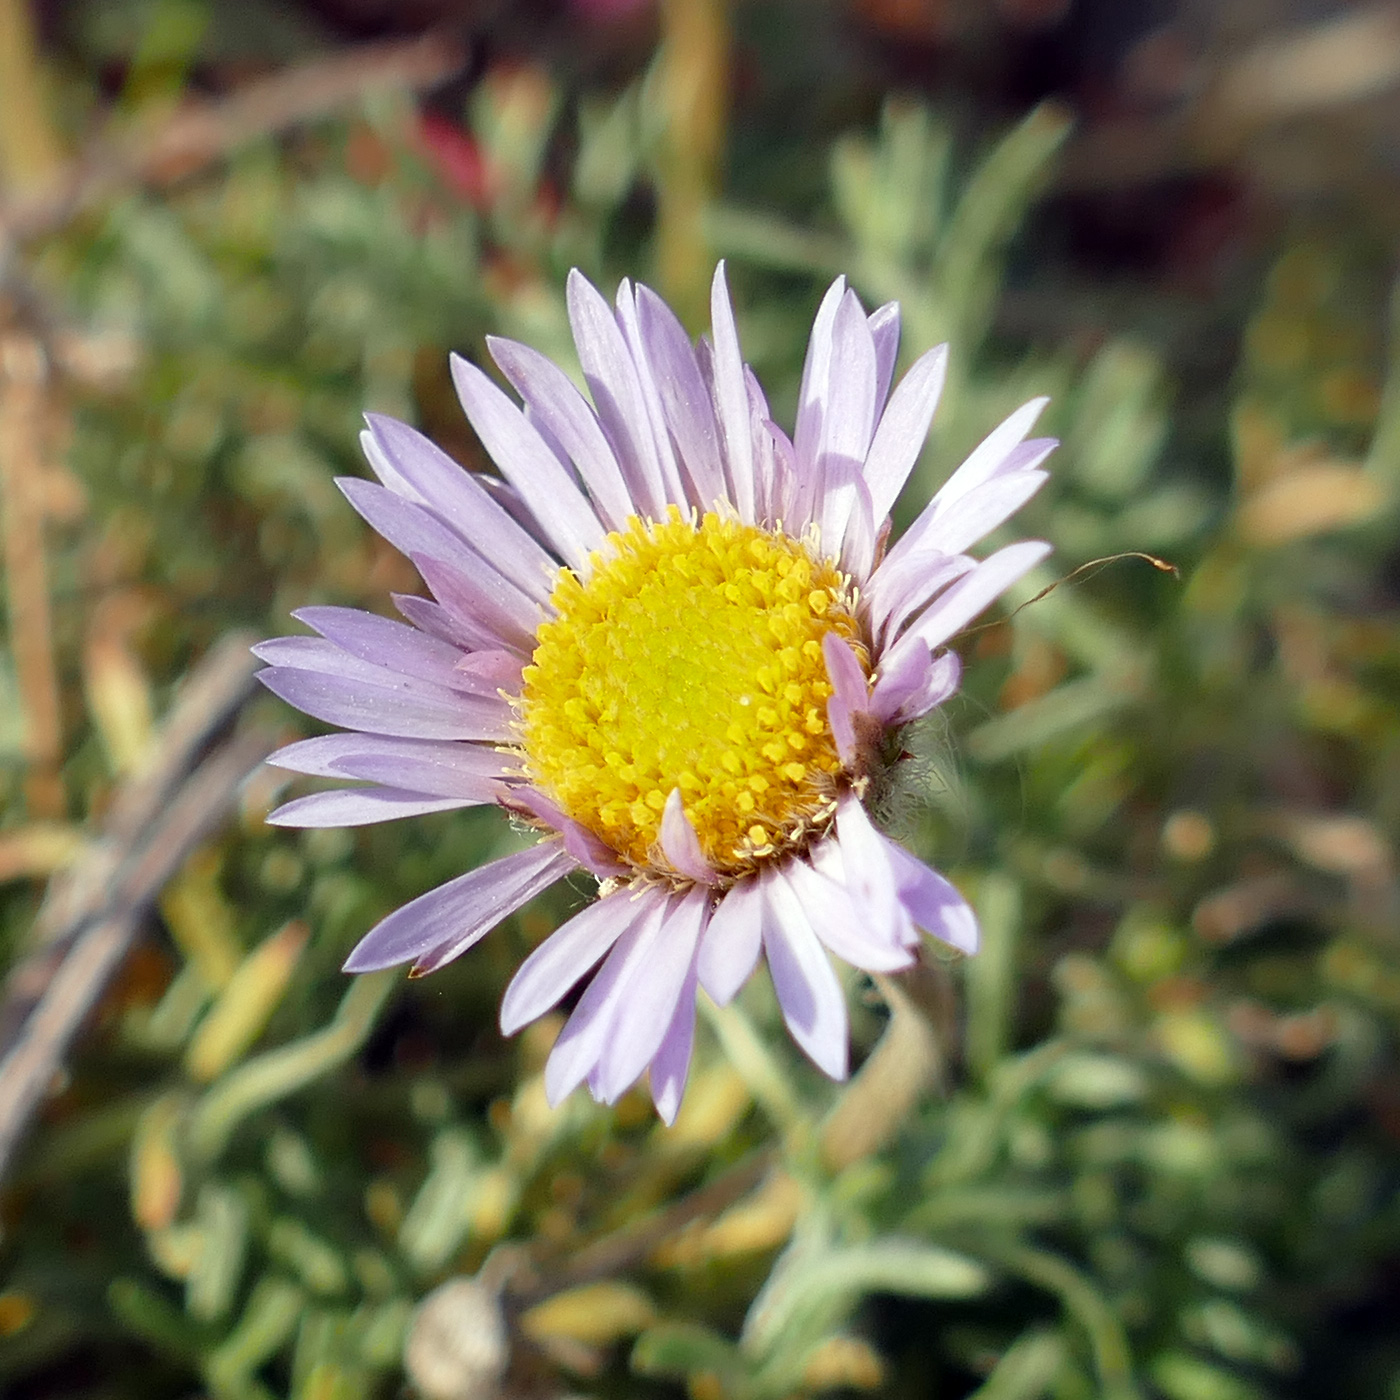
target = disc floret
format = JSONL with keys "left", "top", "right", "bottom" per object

{"left": 519, "top": 508, "right": 864, "bottom": 876}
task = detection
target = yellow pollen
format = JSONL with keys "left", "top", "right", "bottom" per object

{"left": 518, "top": 509, "right": 864, "bottom": 876}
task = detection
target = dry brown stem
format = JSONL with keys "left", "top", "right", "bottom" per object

{"left": 0, "top": 332, "right": 64, "bottom": 817}
{"left": 0, "top": 632, "right": 270, "bottom": 1182}
{"left": 0, "top": 31, "right": 465, "bottom": 245}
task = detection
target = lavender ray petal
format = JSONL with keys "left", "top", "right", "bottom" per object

{"left": 929, "top": 397, "right": 1049, "bottom": 515}
{"left": 365, "top": 415, "right": 558, "bottom": 600}
{"left": 868, "top": 300, "right": 901, "bottom": 412}
{"left": 822, "top": 631, "right": 869, "bottom": 715}
{"left": 871, "top": 643, "right": 961, "bottom": 725}
{"left": 793, "top": 276, "right": 848, "bottom": 484}
{"left": 696, "top": 876, "right": 764, "bottom": 1005}
{"left": 500, "top": 888, "right": 646, "bottom": 1035}
{"left": 342, "top": 840, "right": 576, "bottom": 973}
{"left": 888, "top": 649, "right": 962, "bottom": 724}
{"left": 660, "top": 789, "right": 718, "bottom": 884}
{"left": 412, "top": 551, "right": 542, "bottom": 653}
{"left": 614, "top": 281, "right": 688, "bottom": 507}
{"left": 884, "top": 437, "right": 1055, "bottom": 574}
{"left": 487, "top": 336, "right": 634, "bottom": 531}
{"left": 357, "top": 421, "right": 418, "bottom": 497}
{"left": 815, "top": 291, "right": 880, "bottom": 552}
{"left": 709, "top": 263, "right": 756, "bottom": 522}
{"left": 861, "top": 344, "right": 948, "bottom": 526}
{"left": 826, "top": 692, "right": 857, "bottom": 769}
{"left": 338, "top": 476, "right": 487, "bottom": 585}
{"left": 449, "top": 356, "right": 605, "bottom": 572}
{"left": 292, "top": 605, "right": 478, "bottom": 693}
{"left": 649, "top": 963, "right": 699, "bottom": 1126}
{"left": 636, "top": 285, "right": 727, "bottom": 510}
{"left": 524, "top": 403, "right": 579, "bottom": 489}
{"left": 268, "top": 787, "right": 479, "bottom": 828}
{"left": 454, "top": 649, "right": 524, "bottom": 692}
{"left": 865, "top": 551, "right": 975, "bottom": 648}
{"left": 901, "top": 540, "right": 1052, "bottom": 654}
{"left": 783, "top": 857, "right": 914, "bottom": 973}
{"left": 912, "top": 469, "right": 1049, "bottom": 559}
{"left": 565, "top": 269, "right": 668, "bottom": 519}
{"left": 393, "top": 594, "right": 499, "bottom": 653}
{"left": 755, "top": 419, "right": 797, "bottom": 530}
{"left": 268, "top": 733, "right": 516, "bottom": 791}
{"left": 598, "top": 889, "right": 708, "bottom": 1103}
{"left": 839, "top": 473, "right": 877, "bottom": 580}
{"left": 508, "top": 788, "right": 629, "bottom": 878}
{"left": 544, "top": 887, "right": 670, "bottom": 1105}
{"left": 867, "top": 640, "right": 931, "bottom": 727}
{"left": 253, "top": 636, "right": 466, "bottom": 704}
{"left": 880, "top": 836, "right": 980, "bottom": 954}
{"left": 834, "top": 793, "right": 900, "bottom": 931}
{"left": 762, "top": 870, "right": 849, "bottom": 1080}
{"left": 821, "top": 631, "right": 868, "bottom": 767}
{"left": 257, "top": 667, "right": 514, "bottom": 742}
{"left": 324, "top": 751, "right": 511, "bottom": 801}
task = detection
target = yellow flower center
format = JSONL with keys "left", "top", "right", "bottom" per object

{"left": 518, "top": 509, "right": 864, "bottom": 877}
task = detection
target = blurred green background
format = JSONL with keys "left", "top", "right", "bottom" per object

{"left": 1, "top": 1, "right": 1398, "bottom": 1397}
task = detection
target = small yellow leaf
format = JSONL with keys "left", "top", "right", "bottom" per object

{"left": 1237, "top": 464, "right": 1388, "bottom": 545}
{"left": 130, "top": 1093, "right": 186, "bottom": 1230}
{"left": 520, "top": 1282, "right": 656, "bottom": 1346}
{"left": 800, "top": 1335, "right": 885, "bottom": 1392}
{"left": 184, "top": 920, "right": 308, "bottom": 1082}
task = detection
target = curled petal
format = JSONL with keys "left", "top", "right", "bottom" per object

{"left": 660, "top": 789, "right": 718, "bottom": 884}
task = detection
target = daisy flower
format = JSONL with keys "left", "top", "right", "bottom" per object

{"left": 256, "top": 266, "right": 1053, "bottom": 1123}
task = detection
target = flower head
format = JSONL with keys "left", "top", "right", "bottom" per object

{"left": 256, "top": 266, "right": 1053, "bottom": 1122}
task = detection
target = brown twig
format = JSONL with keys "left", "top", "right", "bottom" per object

{"left": 0, "top": 31, "right": 466, "bottom": 245}
{"left": 0, "top": 332, "right": 64, "bottom": 817}
{"left": 0, "top": 633, "right": 272, "bottom": 1182}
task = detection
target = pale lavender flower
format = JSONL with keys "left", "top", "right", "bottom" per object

{"left": 256, "top": 266, "right": 1053, "bottom": 1123}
